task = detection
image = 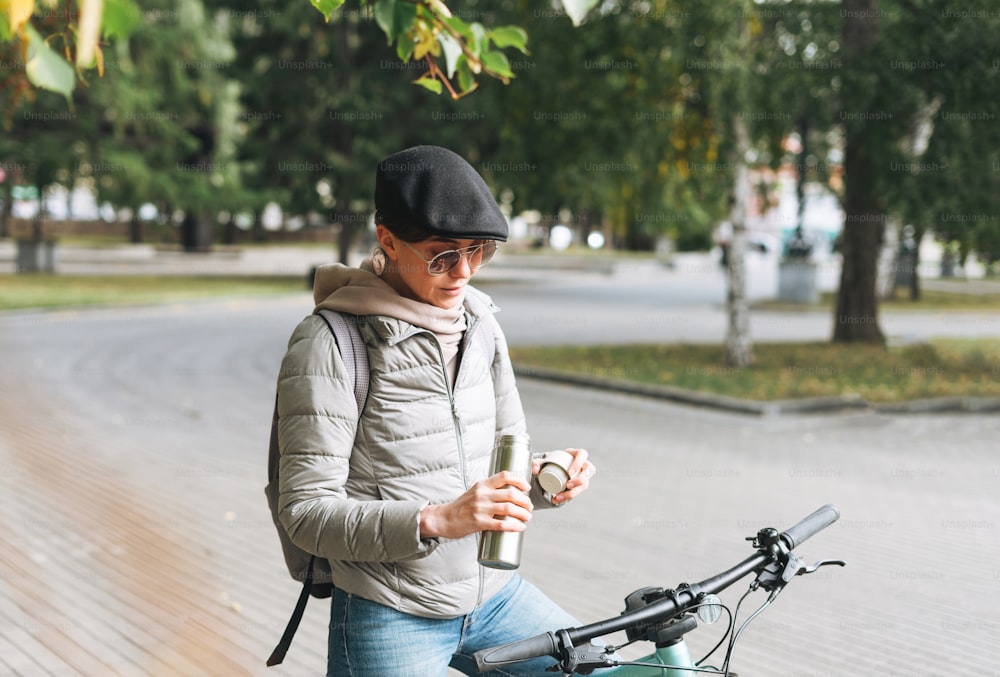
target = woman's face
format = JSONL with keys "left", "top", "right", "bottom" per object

{"left": 377, "top": 225, "right": 481, "bottom": 310}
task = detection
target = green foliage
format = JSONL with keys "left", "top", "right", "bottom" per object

{"left": 373, "top": 0, "right": 415, "bottom": 44}
{"left": 311, "top": 0, "right": 347, "bottom": 19}
{"left": 101, "top": 0, "right": 142, "bottom": 40}
{"left": 53, "top": 0, "right": 245, "bottom": 251}
{"left": 0, "top": 0, "right": 140, "bottom": 103}
{"left": 23, "top": 24, "right": 75, "bottom": 100}
{"left": 489, "top": 26, "right": 527, "bottom": 51}
{"left": 478, "top": 0, "right": 742, "bottom": 250}
{"left": 318, "top": 0, "right": 535, "bottom": 98}
{"left": 2, "top": 0, "right": 997, "bottom": 273}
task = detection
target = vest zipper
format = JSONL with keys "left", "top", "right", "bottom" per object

{"left": 426, "top": 330, "right": 470, "bottom": 490}
{"left": 456, "top": 317, "right": 492, "bottom": 609}
{"left": 420, "top": 320, "right": 490, "bottom": 607}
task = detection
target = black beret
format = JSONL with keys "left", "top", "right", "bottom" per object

{"left": 375, "top": 145, "right": 509, "bottom": 242}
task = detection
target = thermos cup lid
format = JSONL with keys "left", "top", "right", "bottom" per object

{"left": 537, "top": 450, "right": 575, "bottom": 495}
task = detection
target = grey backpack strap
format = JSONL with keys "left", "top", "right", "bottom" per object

{"left": 267, "top": 310, "right": 368, "bottom": 668}
{"left": 317, "top": 309, "right": 369, "bottom": 416}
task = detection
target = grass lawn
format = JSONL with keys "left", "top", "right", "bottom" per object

{"left": 0, "top": 274, "right": 307, "bottom": 311}
{"left": 510, "top": 339, "right": 1000, "bottom": 402}
{"left": 756, "top": 289, "right": 1000, "bottom": 312}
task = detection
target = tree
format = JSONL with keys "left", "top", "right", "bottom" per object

{"left": 1, "top": 0, "right": 243, "bottom": 253}
{"left": 828, "top": 0, "right": 884, "bottom": 341}
{"left": 0, "top": 87, "right": 78, "bottom": 243}
{"left": 213, "top": 0, "right": 499, "bottom": 262}
{"left": 73, "top": 0, "right": 243, "bottom": 251}
{"left": 462, "top": 1, "right": 736, "bottom": 252}
{"left": 887, "top": 1, "right": 1000, "bottom": 286}
{"left": 738, "top": 0, "right": 1000, "bottom": 341}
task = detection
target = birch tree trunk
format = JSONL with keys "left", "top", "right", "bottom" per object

{"left": 725, "top": 115, "right": 754, "bottom": 368}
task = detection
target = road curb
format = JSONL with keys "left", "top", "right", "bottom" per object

{"left": 512, "top": 365, "right": 1000, "bottom": 416}
{"left": 871, "top": 396, "right": 1000, "bottom": 414}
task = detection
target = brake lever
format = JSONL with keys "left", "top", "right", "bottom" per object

{"left": 549, "top": 632, "right": 618, "bottom": 675}
{"left": 783, "top": 553, "right": 847, "bottom": 583}
{"left": 796, "top": 558, "right": 847, "bottom": 576}
{"left": 753, "top": 553, "right": 846, "bottom": 593}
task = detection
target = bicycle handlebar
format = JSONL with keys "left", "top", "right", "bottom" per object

{"left": 780, "top": 503, "right": 840, "bottom": 549}
{"left": 472, "top": 631, "right": 559, "bottom": 672}
{"left": 474, "top": 504, "right": 840, "bottom": 673}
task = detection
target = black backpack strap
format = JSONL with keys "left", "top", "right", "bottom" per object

{"left": 266, "top": 556, "right": 317, "bottom": 667}
{"left": 268, "top": 311, "right": 368, "bottom": 667}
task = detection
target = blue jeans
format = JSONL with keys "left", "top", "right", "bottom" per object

{"left": 327, "top": 575, "right": 579, "bottom": 676}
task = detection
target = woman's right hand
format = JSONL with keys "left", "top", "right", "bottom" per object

{"left": 419, "top": 471, "right": 533, "bottom": 540}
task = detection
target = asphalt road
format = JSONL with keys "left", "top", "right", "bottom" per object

{"left": 0, "top": 289, "right": 997, "bottom": 676}
{"left": 479, "top": 260, "right": 1000, "bottom": 346}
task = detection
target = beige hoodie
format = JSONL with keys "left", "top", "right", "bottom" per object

{"left": 311, "top": 260, "right": 467, "bottom": 384}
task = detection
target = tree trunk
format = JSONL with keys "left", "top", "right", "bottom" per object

{"left": 1, "top": 180, "right": 11, "bottom": 239}
{"left": 833, "top": 209, "right": 885, "bottom": 342}
{"left": 334, "top": 16, "right": 357, "bottom": 267}
{"left": 909, "top": 227, "right": 923, "bottom": 301}
{"left": 32, "top": 184, "right": 45, "bottom": 243}
{"left": 221, "top": 213, "right": 237, "bottom": 246}
{"left": 876, "top": 218, "right": 898, "bottom": 300}
{"left": 833, "top": 0, "right": 885, "bottom": 343}
{"left": 252, "top": 210, "right": 265, "bottom": 243}
{"left": 725, "top": 116, "right": 754, "bottom": 368}
{"left": 337, "top": 209, "right": 359, "bottom": 266}
{"left": 181, "top": 212, "right": 212, "bottom": 252}
{"left": 129, "top": 211, "right": 144, "bottom": 244}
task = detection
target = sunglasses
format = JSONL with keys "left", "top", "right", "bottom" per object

{"left": 402, "top": 240, "right": 498, "bottom": 275}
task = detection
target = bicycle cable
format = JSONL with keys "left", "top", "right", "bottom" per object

{"left": 722, "top": 585, "right": 784, "bottom": 674}
{"left": 601, "top": 660, "right": 729, "bottom": 674}
{"left": 692, "top": 601, "right": 734, "bottom": 668}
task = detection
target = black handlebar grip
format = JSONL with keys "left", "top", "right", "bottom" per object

{"left": 781, "top": 504, "right": 840, "bottom": 549}
{"left": 473, "top": 631, "right": 558, "bottom": 672}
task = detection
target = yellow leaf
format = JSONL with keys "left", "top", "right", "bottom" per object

{"left": 412, "top": 19, "right": 440, "bottom": 60}
{"left": 76, "top": 0, "right": 103, "bottom": 68}
{"left": 414, "top": 38, "right": 432, "bottom": 60}
{"left": 3, "top": 0, "right": 35, "bottom": 33}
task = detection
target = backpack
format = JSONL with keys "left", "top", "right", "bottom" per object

{"left": 264, "top": 309, "right": 368, "bottom": 667}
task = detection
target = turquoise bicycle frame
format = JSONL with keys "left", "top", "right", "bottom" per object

{"left": 607, "top": 641, "right": 697, "bottom": 675}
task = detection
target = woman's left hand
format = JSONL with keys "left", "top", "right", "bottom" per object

{"left": 532, "top": 448, "right": 596, "bottom": 505}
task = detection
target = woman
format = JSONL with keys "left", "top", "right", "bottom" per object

{"left": 275, "top": 145, "right": 597, "bottom": 676}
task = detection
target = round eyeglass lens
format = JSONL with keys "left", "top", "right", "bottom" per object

{"left": 427, "top": 241, "right": 497, "bottom": 274}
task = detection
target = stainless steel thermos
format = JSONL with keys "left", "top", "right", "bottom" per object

{"left": 477, "top": 433, "right": 533, "bottom": 569}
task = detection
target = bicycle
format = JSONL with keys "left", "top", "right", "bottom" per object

{"left": 474, "top": 504, "right": 845, "bottom": 676}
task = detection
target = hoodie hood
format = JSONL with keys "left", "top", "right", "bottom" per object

{"left": 311, "top": 260, "right": 469, "bottom": 335}
{"left": 311, "top": 260, "right": 498, "bottom": 385}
